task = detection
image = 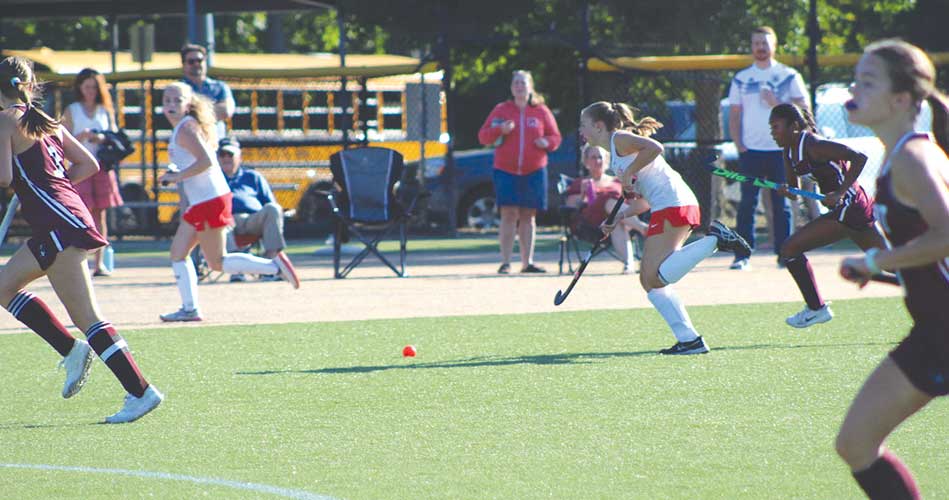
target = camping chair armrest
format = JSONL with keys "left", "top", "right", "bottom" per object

{"left": 311, "top": 189, "right": 342, "bottom": 215}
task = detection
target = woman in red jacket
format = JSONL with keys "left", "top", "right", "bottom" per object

{"left": 478, "top": 70, "right": 562, "bottom": 274}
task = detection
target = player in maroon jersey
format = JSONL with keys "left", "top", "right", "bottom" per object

{"left": 835, "top": 40, "right": 949, "bottom": 500}
{"left": 769, "top": 103, "right": 887, "bottom": 328}
{"left": 0, "top": 56, "right": 162, "bottom": 423}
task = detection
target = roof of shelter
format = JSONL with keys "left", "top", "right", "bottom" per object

{"left": 0, "top": 0, "right": 335, "bottom": 18}
{"left": 588, "top": 52, "right": 949, "bottom": 72}
{"left": 2, "top": 48, "right": 438, "bottom": 82}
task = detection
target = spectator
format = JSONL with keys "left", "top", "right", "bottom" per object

{"left": 62, "top": 68, "right": 123, "bottom": 277}
{"left": 727, "top": 26, "right": 809, "bottom": 270}
{"left": 478, "top": 70, "right": 562, "bottom": 274}
{"left": 564, "top": 144, "right": 648, "bottom": 273}
{"left": 180, "top": 44, "right": 235, "bottom": 140}
{"left": 217, "top": 137, "right": 287, "bottom": 282}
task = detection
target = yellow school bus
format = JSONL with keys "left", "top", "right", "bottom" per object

{"left": 5, "top": 48, "right": 446, "bottom": 234}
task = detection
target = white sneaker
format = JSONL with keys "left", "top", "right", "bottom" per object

{"left": 105, "top": 385, "right": 164, "bottom": 424}
{"left": 786, "top": 304, "right": 834, "bottom": 328}
{"left": 59, "top": 339, "right": 94, "bottom": 399}
{"left": 159, "top": 307, "right": 202, "bottom": 322}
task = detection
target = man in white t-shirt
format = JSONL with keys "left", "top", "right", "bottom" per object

{"left": 727, "top": 26, "right": 810, "bottom": 270}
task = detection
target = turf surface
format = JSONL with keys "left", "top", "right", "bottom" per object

{"left": 0, "top": 297, "right": 944, "bottom": 499}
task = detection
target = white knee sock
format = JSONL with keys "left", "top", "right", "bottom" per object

{"left": 624, "top": 239, "right": 634, "bottom": 267}
{"left": 172, "top": 259, "right": 198, "bottom": 311}
{"left": 657, "top": 235, "right": 717, "bottom": 285}
{"left": 647, "top": 286, "right": 699, "bottom": 343}
{"left": 222, "top": 253, "right": 279, "bottom": 275}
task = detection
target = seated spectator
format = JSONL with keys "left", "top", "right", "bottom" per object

{"left": 218, "top": 137, "right": 287, "bottom": 282}
{"left": 565, "top": 145, "right": 648, "bottom": 273}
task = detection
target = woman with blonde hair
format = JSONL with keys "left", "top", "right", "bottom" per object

{"left": 158, "top": 82, "right": 299, "bottom": 322}
{"left": 580, "top": 101, "right": 750, "bottom": 354}
{"left": 62, "top": 68, "right": 123, "bottom": 276}
{"left": 0, "top": 55, "right": 161, "bottom": 423}
{"left": 564, "top": 144, "right": 647, "bottom": 273}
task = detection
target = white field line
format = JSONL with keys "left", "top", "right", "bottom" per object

{"left": 0, "top": 463, "right": 338, "bottom": 500}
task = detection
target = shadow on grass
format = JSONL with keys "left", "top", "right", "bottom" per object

{"left": 0, "top": 421, "right": 103, "bottom": 430}
{"left": 237, "top": 341, "right": 898, "bottom": 376}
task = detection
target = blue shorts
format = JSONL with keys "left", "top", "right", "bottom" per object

{"left": 493, "top": 168, "right": 548, "bottom": 210}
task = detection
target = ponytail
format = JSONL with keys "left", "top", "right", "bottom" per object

{"left": 927, "top": 91, "right": 949, "bottom": 156}
{"left": 0, "top": 56, "right": 59, "bottom": 140}
{"left": 581, "top": 101, "right": 664, "bottom": 137}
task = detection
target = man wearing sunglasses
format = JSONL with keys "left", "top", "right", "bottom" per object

{"left": 180, "top": 43, "right": 235, "bottom": 139}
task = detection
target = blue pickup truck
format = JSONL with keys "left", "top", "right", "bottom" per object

{"left": 419, "top": 107, "right": 728, "bottom": 229}
{"left": 419, "top": 134, "right": 582, "bottom": 229}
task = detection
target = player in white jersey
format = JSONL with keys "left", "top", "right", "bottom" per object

{"left": 580, "top": 101, "right": 751, "bottom": 354}
{"left": 158, "top": 82, "right": 299, "bottom": 322}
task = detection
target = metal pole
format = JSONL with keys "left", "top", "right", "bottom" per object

{"left": 204, "top": 14, "right": 215, "bottom": 67}
{"left": 576, "top": 0, "right": 590, "bottom": 174}
{"left": 0, "top": 196, "right": 20, "bottom": 246}
{"left": 186, "top": 0, "right": 198, "bottom": 43}
{"left": 438, "top": 24, "right": 457, "bottom": 237}
{"left": 338, "top": 6, "right": 350, "bottom": 149}
{"left": 806, "top": 0, "right": 821, "bottom": 111}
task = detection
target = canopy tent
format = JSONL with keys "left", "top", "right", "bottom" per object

{"left": 2, "top": 47, "right": 438, "bottom": 82}
{"left": 0, "top": 0, "right": 335, "bottom": 18}
{"left": 588, "top": 52, "right": 949, "bottom": 72}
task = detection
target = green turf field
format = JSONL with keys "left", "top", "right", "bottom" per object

{"left": 0, "top": 297, "right": 944, "bottom": 499}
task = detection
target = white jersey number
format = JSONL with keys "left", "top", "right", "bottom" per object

{"left": 46, "top": 145, "right": 67, "bottom": 178}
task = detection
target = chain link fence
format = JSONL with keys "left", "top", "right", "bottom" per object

{"left": 586, "top": 60, "right": 945, "bottom": 239}
{"left": 27, "top": 73, "right": 447, "bottom": 240}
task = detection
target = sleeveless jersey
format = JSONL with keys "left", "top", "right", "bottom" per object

{"left": 12, "top": 133, "right": 96, "bottom": 233}
{"left": 791, "top": 131, "right": 874, "bottom": 226}
{"left": 874, "top": 132, "right": 949, "bottom": 322}
{"left": 610, "top": 132, "right": 698, "bottom": 211}
{"left": 168, "top": 116, "right": 229, "bottom": 206}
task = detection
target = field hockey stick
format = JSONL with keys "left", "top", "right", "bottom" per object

{"left": 840, "top": 265, "right": 901, "bottom": 286}
{"left": 553, "top": 198, "right": 625, "bottom": 306}
{"left": 0, "top": 195, "right": 19, "bottom": 246}
{"left": 705, "top": 165, "right": 825, "bottom": 201}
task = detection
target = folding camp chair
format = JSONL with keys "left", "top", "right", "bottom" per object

{"left": 324, "top": 147, "right": 421, "bottom": 278}
{"left": 556, "top": 174, "right": 643, "bottom": 275}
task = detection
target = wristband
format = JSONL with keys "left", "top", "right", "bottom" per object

{"left": 864, "top": 248, "right": 882, "bottom": 275}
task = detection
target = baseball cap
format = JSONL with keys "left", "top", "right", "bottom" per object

{"left": 218, "top": 137, "right": 241, "bottom": 155}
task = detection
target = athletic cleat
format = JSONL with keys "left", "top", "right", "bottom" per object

{"left": 59, "top": 339, "right": 95, "bottom": 399}
{"left": 709, "top": 220, "right": 752, "bottom": 256}
{"left": 659, "top": 336, "right": 710, "bottom": 355}
{"left": 786, "top": 304, "right": 834, "bottom": 328}
{"left": 104, "top": 385, "right": 164, "bottom": 424}
{"left": 274, "top": 251, "right": 300, "bottom": 289}
{"left": 730, "top": 257, "right": 752, "bottom": 271}
{"left": 258, "top": 274, "right": 282, "bottom": 282}
{"left": 159, "top": 307, "right": 203, "bottom": 322}
{"left": 229, "top": 273, "right": 247, "bottom": 283}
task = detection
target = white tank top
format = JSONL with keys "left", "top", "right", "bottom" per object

{"left": 67, "top": 102, "right": 110, "bottom": 155}
{"left": 609, "top": 132, "right": 698, "bottom": 211}
{"left": 168, "top": 116, "right": 229, "bottom": 206}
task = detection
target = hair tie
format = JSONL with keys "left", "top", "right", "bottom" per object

{"left": 9, "top": 76, "right": 21, "bottom": 88}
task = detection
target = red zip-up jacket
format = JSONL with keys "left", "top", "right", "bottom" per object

{"left": 477, "top": 100, "right": 562, "bottom": 175}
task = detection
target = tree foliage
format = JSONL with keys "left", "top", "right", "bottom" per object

{"left": 0, "top": 0, "right": 936, "bottom": 148}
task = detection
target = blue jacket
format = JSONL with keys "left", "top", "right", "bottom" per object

{"left": 225, "top": 167, "right": 275, "bottom": 215}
